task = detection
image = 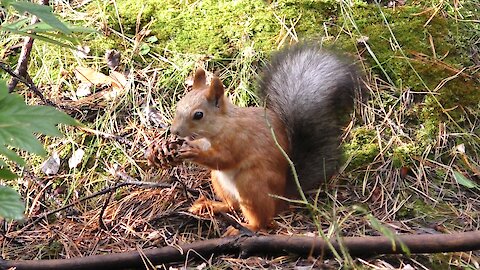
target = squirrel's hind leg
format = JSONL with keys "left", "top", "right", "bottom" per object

{"left": 235, "top": 170, "right": 285, "bottom": 233}
{"left": 221, "top": 196, "right": 278, "bottom": 236}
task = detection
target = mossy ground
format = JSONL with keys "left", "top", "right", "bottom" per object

{"left": 1, "top": 0, "right": 479, "bottom": 268}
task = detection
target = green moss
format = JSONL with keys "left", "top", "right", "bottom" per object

{"left": 397, "top": 199, "right": 428, "bottom": 219}
{"left": 344, "top": 127, "right": 379, "bottom": 169}
{"left": 37, "top": 240, "right": 64, "bottom": 259}
{"left": 391, "top": 142, "right": 419, "bottom": 168}
{"left": 112, "top": 0, "right": 337, "bottom": 57}
{"left": 106, "top": 0, "right": 479, "bottom": 129}
{"left": 337, "top": 3, "right": 479, "bottom": 168}
{"left": 340, "top": 5, "right": 478, "bottom": 106}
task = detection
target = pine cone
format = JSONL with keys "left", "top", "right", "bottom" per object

{"left": 145, "top": 135, "right": 185, "bottom": 168}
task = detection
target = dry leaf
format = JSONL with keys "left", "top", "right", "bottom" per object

{"left": 74, "top": 67, "right": 114, "bottom": 86}
{"left": 455, "top": 143, "right": 466, "bottom": 154}
{"left": 74, "top": 66, "right": 129, "bottom": 100}
{"left": 109, "top": 70, "right": 128, "bottom": 91}
{"left": 400, "top": 166, "right": 410, "bottom": 179}
{"left": 74, "top": 45, "right": 90, "bottom": 59}
{"left": 68, "top": 148, "right": 85, "bottom": 169}
{"left": 76, "top": 83, "right": 91, "bottom": 98}
{"left": 144, "top": 107, "right": 169, "bottom": 128}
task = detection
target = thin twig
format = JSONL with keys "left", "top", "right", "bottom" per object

{"left": 98, "top": 191, "right": 114, "bottom": 231}
{"left": 0, "top": 61, "right": 75, "bottom": 111}
{"left": 0, "top": 62, "right": 52, "bottom": 105}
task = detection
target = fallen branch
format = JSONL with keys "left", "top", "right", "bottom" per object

{"left": 6, "top": 0, "right": 49, "bottom": 92}
{"left": 1, "top": 231, "right": 480, "bottom": 270}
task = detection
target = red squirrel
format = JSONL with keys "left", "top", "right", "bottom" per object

{"left": 170, "top": 45, "right": 360, "bottom": 234}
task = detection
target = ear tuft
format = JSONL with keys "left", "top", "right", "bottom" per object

{"left": 192, "top": 68, "right": 207, "bottom": 90}
{"left": 206, "top": 76, "right": 225, "bottom": 107}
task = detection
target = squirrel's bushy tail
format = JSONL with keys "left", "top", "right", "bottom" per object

{"left": 259, "top": 44, "right": 361, "bottom": 197}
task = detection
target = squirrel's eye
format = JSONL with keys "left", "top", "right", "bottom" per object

{"left": 193, "top": 111, "right": 203, "bottom": 120}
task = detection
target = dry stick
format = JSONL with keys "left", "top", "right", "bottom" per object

{"left": 114, "top": 170, "right": 197, "bottom": 195}
{"left": 2, "top": 231, "right": 480, "bottom": 270}
{"left": 6, "top": 0, "right": 49, "bottom": 92}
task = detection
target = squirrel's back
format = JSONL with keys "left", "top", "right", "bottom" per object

{"left": 259, "top": 45, "right": 361, "bottom": 197}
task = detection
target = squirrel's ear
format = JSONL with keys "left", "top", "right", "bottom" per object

{"left": 206, "top": 76, "right": 225, "bottom": 107}
{"left": 192, "top": 68, "right": 207, "bottom": 90}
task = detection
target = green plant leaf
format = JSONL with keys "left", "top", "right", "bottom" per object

{"left": 38, "top": 31, "right": 78, "bottom": 43}
{"left": 21, "top": 21, "right": 56, "bottom": 32}
{"left": 140, "top": 43, "right": 150, "bottom": 55}
{"left": 0, "top": 167, "right": 19, "bottom": 180}
{"left": 0, "top": 146, "right": 25, "bottom": 166}
{"left": 0, "top": 24, "right": 77, "bottom": 49}
{"left": 0, "top": 17, "right": 29, "bottom": 29}
{"left": 453, "top": 171, "right": 478, "bottom": 189}
{"left": 354, "top": 206, "right": 411, "bottom": 255}
{"left": 0, "top": 80, "right": 79, "bottom": 156}
{"left": 0, "top": 127, "right": 46, "bottom": 155}
{"left": 0, "top": 185, "right": 25, "bottom": 220}
{"left": 20, "top": 21, "right": 96, "bottom": 34}
{"left": 146, "top": 35, "right": 158, "bottom": 43}
{"left": 7, "top": 0, "right": 72, "bottom": 34}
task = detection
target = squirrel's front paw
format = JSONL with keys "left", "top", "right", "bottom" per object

{"left": 178, "top": 141, "right": 202, "bottom": 159}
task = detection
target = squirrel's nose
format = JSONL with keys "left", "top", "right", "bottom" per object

{"left": 170, "top": 123, "right": 179, "bottom": 136}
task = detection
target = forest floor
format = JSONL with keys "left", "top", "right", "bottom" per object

{"left": 1, "top": 0, "right": 480, "bottom": 269}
